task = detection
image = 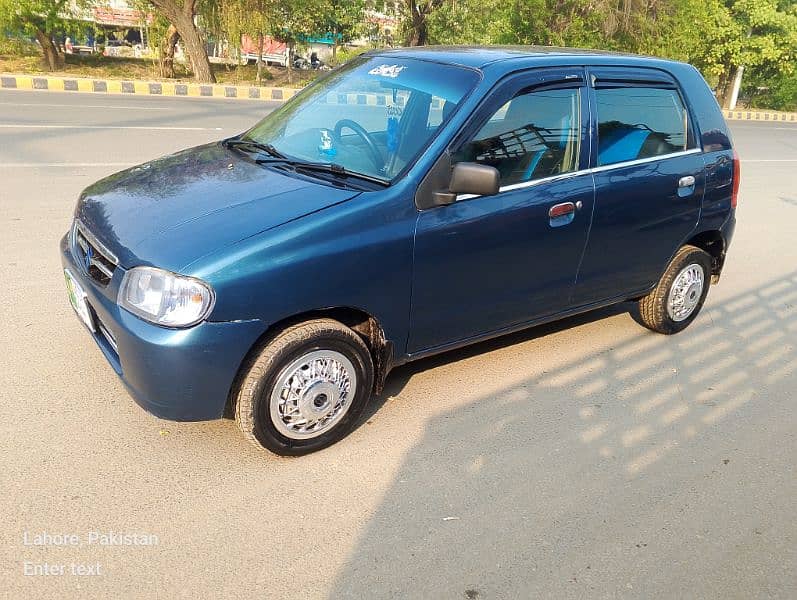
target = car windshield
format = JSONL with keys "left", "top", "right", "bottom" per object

{"left": 242, "top": 56, "right": 480, "bottom": 182}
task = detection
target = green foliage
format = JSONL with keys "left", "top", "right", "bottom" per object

{"left": 0, "top": 0, "right": 91, "bottom": 37}
{"left": 322, "top": 0, "right": 366, "bottom": 45}
{"left": 329, "top": 44, "right": 369, "bottom": 67}
{"left": 220, "top": 0, "right": 277, "bottom": 53}
{"left": 2, "top": 0, "right": 793, "bottom": 109}
{"left": 128, "top": 0, "right": 171, "bottom": 55}
{"left": 743, "top": 66, "right": 797, "bottom": 111}
{"left": 268, "top": 0, "right": 325, "bottom": 46}
{"left": 423, "top": 0, "right": 796, "bottom": 107}
{"left": 0, "top": 36, "right": 40, "bottom": 57}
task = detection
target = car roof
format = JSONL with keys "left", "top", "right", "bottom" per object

{"left": 368, "top": 45, "right": 687, "bottom": 72}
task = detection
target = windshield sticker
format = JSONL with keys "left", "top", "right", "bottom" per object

{"left": 368, "top": 64, "right": 406, "bottom": 78}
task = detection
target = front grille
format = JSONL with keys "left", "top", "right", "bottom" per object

{"left": 72, "top": 221, "right": 118, "bottom": 286}
{"left": 96, "top": 317, "right": 119, "bottom": 354}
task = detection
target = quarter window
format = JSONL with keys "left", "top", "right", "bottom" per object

{"left": 453, "top": 88, "right": 582, "bottom": 187}
{"left": 596, "top": 87, "right": 691, "bottom": 166}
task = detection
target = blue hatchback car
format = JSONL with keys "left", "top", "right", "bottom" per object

{"left": 61, "top": 47, "right": 738, "bottom": 455}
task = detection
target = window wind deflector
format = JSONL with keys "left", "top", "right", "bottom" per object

{"left": 519, "top": 77, "right": 584, "bottom": 95}
{"left": 591, "top": 75, "right": 677, "bottom": 89}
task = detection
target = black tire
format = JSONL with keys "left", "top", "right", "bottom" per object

{"left": 637, "top": 245, "right": 712, "bottom": 335}
{"left": 234, "top": 319, "right": 374, "bottom": 456}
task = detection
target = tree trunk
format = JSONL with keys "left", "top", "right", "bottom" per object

{"left": 724, "top": 65, "right": 744, "bottom": 110}
{"left": 151, "top": 0, "right": 215, "bottom": 83}
{"left": 255, "top": 33, "right": 264, "bottom": 86}
{"left": 173, "top": 13, "right": 215, "bottom": 83}
{"left": 407, "top": 11, "right": 427, "bottom": 46}
{"left": 716, "top": 67, "right": 735, "bottom": 109}
{"left": 405, "top": 0, "right": 443, "bottom": 46}
{"left": 286, "top": 42, "right": 293, "bottom": 85}
{"left": 159, "top": 24, "right": 179, "bottom": 79}
{"left": 35, "top": 29, "right": 63, "bottom": 71}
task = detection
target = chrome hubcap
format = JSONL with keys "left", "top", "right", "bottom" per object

{"left": 667, "top": 263, "right": 704, "bottom": 321}
{"left": 270, "top": 350, "right": 356, "bottom": 439}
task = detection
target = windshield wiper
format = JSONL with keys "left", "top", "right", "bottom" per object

{"left": 256, "top": 157, "right": 388, "bottom": 186}
{"left": 224, "top": 138, "right": 286, "bottom": 159}
{"left": 227, "top": 137, "right": 388, "bottom": 186}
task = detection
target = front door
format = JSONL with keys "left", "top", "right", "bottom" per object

{"left": 408, "top": 69, "right": 594, "bottom": 353}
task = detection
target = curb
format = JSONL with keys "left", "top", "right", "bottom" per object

{"left": 0, "top": 72, "right": 440, "bottom": 108}
{"left": 724, "top": 109, "right": 796, "bottom": 122}
{"left": 0, "top": 73, "right": 297, "bottom": 101}
{"left": 1, "top": 74, "right": 795, "bottom": 120}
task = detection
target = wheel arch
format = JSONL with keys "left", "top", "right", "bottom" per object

{"left": 684, "top": 229, "right": 726, "bottom": 283}
{"left": 224, "top": 306, "right": 393, "bottom": 418}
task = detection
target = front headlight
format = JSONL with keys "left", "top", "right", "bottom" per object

{"left": 118, "top": 267, "right": 214, "bottom": 328}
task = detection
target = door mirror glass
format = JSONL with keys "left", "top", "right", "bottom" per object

{"left": 449, "top": 162, "right": 500, "bottom": 197}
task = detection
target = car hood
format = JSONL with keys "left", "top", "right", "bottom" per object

{"left": 75, "top": 142, "right": 361, "bottom": 272}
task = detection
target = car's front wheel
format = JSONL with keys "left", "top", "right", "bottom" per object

{"left": 637, "top": 245, "right": 712, "bottom": 334}
{"left": 234, "top": 319, "right": 374, "bottom": 455}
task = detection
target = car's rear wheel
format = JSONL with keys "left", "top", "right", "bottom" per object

{"left": 637, "top": 245, "right": 712, "bottom": 334}
{"left": 234, "top": 319, "right": 374, "bottom": 455}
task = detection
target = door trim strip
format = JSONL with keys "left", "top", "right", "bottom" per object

{"left": 456, "top": 148, "right": 703, "bottom": 202}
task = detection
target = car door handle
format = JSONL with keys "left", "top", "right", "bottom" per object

{"left": 549, "top": 202, "right": 576, "bottom": 218}
{"left": 678, "top": 175, "right": 695, "bottom": 188}
{"left": 549, "top": 202, "right": 578, "bottom": 227}
{"left": 678, "top": 175, "right": 696, "bottom": 198}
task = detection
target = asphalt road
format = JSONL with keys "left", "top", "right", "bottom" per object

{"left": 1, "top": 89, "right": 795, "bottom": 599}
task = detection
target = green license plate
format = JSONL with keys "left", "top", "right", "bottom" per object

{"left": 64, "top": 269, "right": 95, "bottom": 332}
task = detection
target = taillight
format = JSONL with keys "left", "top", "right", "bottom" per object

{"left": 731, "top": 149, "right": 740, "bottom": 209}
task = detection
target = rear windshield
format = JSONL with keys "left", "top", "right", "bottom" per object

{"left": 244, "top": 56, "right": 480, "bottom": 182}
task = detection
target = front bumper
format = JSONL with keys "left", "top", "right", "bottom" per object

{"left": 60, "top": 234, "right": 265, "bottom": 421}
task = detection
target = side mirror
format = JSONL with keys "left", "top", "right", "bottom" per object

{"left": 449, "top": 162, "right": 500, "bottom": 197}
{"left": 415, "top": 154, "right": 502, "bottom": 210}
{"left": 431, "top": 162, "right": 500, "bottom": 206}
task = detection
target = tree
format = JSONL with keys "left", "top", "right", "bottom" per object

{"left": 132, "top": 2, "right": 181, "bottom": 79}
{"left": 221, "top": 0, "right": 278, "bottom": 84}
{"left": 146, "top": 0, "right": 215, "bottom": 82}
{"left": 160, "top": 23, "right": 181, "bottom": 78}
{"left": 0, "top": 0, "right": 89, "bottom": 70}
{"left": 269, "top": 0, "right": 327, "bottom": 83}
{"left": 421, "top": 0, "right": 797, "bottom": 111}
{"left": 743, "top": 67, "right": 797, "bottom": 111}
{"left": 402, "top": 0, "right": 446, "bottom": 46}
{"left": 322, "top": 0, "right": 366, "bottom": 59}
{"left": 695, "top": 0, "right": 797, "bottom": 108}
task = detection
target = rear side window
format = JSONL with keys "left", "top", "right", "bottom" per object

{"left": 596, "top": 87, "right": 691, "bottom": 166}
{"left": 453, "top": 87, "right": 581, "bottom": 187}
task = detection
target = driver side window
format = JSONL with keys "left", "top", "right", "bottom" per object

{"left": 453, "top": 87, "right": 582, "bottom": 187}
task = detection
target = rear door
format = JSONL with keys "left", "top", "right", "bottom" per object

{"left": 572, "top": 67, "right": 704, "bottom": 305}
{"left": 408, "top": 68, "right": 594, "bottom": 353}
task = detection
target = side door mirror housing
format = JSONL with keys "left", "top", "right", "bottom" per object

{"left": 448, "top": 162, "right": 500, "bottom": 197}
{"left": 415, "top": 155, "right": 501, "bottom": 210}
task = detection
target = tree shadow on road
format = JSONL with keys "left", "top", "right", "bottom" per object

{"left": 330, "top": 271, "right": 797, "bottom": 599}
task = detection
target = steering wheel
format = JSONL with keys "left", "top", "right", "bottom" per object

{"left": 333, "top": 119, "right": 385, "bottom": 172}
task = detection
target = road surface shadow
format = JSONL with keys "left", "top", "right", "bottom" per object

{"left": 361, "top": 303, "right": 630, "bottom": 424}
{"left": 330, "top": 271, "right": 797, "bottom": 599}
